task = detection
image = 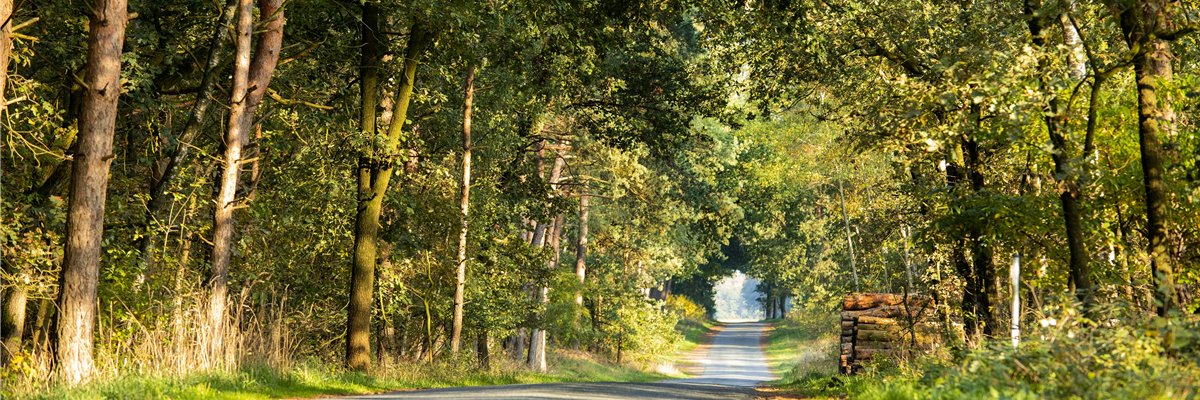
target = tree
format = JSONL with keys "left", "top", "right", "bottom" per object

{"left": 451, "top": 63, "right": 475, "bottom": 353}
{"left": 347, "top": 14, "right": 429, "bottom": 370}
{"left": 207, "top": 0, "right": 283, "bottom": 365}
{"left": 55, "top": 0, "right": 128, "bottom": 384}
{"left": 1109, "top": 0, "right": 1193, "bottom": 316}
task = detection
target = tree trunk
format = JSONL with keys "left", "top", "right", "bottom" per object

{"left": 477, "top": 330, "right": 490, "bottom": 369}
{"left": 963, "top": 138, "right": 996, "bottom": 337}
{"left": 1134, "top": 43, "right": 1177, "bottom": 316}
{"left": 1025, "top": 3, "right": 1094, "bottom": 309}
{"left": 575, "top": 194, "right": 590, "bottom": 307}
{"left": 347, "top": 18, "right": 429, "bottom": 370}
{"left": 2, "top": 276, "right": 27, "bottom": 363}
{"left": 528, "top": 156, "right": 565, "bottom": 372}
{"left": 139, "top": 0, "right": 240, "bottom": 267}
{"left": 1111, "top": 1, "right": 1179, "bottom": 316}
{"left": 451, "top": 63, "right": 475, "bottom": 354}
{"left": 0, "top": 0, "right": 12, "bottom": 111}
{"left": 208, "top": 0, "right": 283, "bottom": 366}
{"left": 55, "top": 0, "right": 128, "bottom": 384}
{"left": 836, "top": 174, "right": 859, "bottom": 292}
{"left": 346, "top": 5, "right": 381, "bottom": 370}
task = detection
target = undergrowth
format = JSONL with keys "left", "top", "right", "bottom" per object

{"left": 769, "top": 298, "right": 1200, "bottom": 399}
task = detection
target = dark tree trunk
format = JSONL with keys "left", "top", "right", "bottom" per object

{"left": 346, "top": 5, "right": 381, "bottom": 370}
{"left": 55, "top": 0, "right": 128, "bottom": 384}
{"left": 963, "top": 138, "right": 997, "bottom": 336}
{"left": 1024, "top": 2, "right": 1095, "bottom": 309}
{"left": 477, "top": 330, "right": 490, "bottom": 369}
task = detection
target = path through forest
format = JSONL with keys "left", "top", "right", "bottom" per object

{"left": 346, "top": 321, "right": 775, "bottom": 399}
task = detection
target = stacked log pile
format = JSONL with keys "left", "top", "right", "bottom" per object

{"left": 839, "top": 293, "right": 939, "bottom": 374}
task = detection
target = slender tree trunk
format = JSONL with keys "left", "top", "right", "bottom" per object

{"left": 963, "top": 138, "right": 997, "bottom": 336}
{"left": 528, "top": 156, "right": 565, "bottom": 372}
{"left": 347, "top": 19, "right": 429, "bottom": 370}
{"left": 54, "top": 0, "right": 128, "bottom": 384}
{"left": 451, "top": 63, "right": 475, "bottom": 353}
{"left": 208, "top": 0, "right": 283, "bottom": 365}
{"left": 1025, "top": 4, "right": 1094, "bottom": 309}
{"left": 173, "top": 231, "right": 192, "bottom": 372}
{"left": 575, "top": 194, "right": 590, "bottom": 307}
{"left": 836, "top": 175, "right": 859, "bottom": 292}
{"left": 139, "top": 0, "right": 240, "bottom": 267}
{"left": 0, "top": 0, "right": 12, "bottom": 111}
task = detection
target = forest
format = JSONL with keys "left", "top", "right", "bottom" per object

{"left": 1, "top": 0, "right": 1199, "bottom": 398}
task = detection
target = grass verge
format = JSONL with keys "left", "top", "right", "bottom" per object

{"left": 4, "top": 350, "right": 672, "bottom": 400}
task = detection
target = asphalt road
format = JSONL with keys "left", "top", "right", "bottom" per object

{"left": 348, "top": 321, "right": 776, "bottom": 400}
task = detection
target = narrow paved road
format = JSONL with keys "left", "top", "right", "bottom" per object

{"left": 348, "top": 321, "right": 776, "bottom": 400}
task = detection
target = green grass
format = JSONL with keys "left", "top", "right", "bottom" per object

{"left": 762, "top": 310, "right": 837, "bottom": 378}
{"left": 6, "top": 351, "right": 673, "bottom": 400}
{"left": 675, "top": 316, "right": 718, "bottom": 354}
{"left": 760, "top": 309, "right": 871, "bottom": 399}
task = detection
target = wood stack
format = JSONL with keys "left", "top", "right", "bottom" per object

{"left": 839, "top": 293, "right": 939, "bottom": 374}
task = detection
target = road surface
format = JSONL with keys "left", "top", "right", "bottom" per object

{"left": 347, "top": 321, "right": 777, "bottom": 400}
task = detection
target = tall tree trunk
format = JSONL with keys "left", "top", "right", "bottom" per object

{"left": 347, "top": 4, "right": 381, "bottom": 370}
{"left": 963, "top": 137, "right": 997, "bottom": 336}
{"left": 1133, "top": 43, "right": 1177, "bottom": 316}
{"left": 54, "top": 0, "right": 128, "bottom": 384}
{"left": 1111, "top": 0, "right": 1179, "bottom": 315}
{"left": 208, "top": 0, "right": 283, "bottom": 366}
{"left": 1025, "top": 3, "right": 1095, "bottom": 309}
{"left": 451, "top": 63, "right": 475, "bottom": 353}
{"left": 347, "top": 18, "right": 429, "bottom": 370}
{"left": 139, "top": 0, "right": 240, "bottom": 267}
{"left": 528, "top": 155, "right": 565, "bottom": 372}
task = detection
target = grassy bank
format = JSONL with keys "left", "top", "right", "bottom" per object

{"left": 4, "top": 350, "right": 673, "bottom": 400}
{"left": 675, "top": 315, "right": 718, "bottom": 354}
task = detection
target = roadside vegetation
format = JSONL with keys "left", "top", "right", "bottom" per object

{"left": 3, "top": 353, "right": 673, "bottom": 400}
{"left": 767, "top": 301, "right": 1200, "bottom": 399}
